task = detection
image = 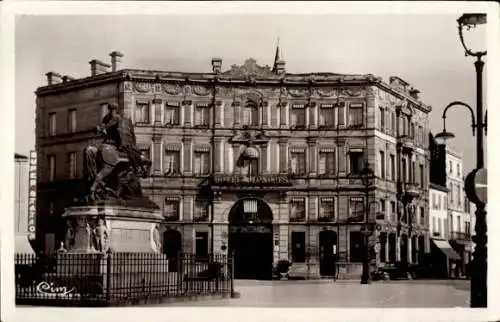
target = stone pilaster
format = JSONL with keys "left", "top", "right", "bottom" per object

{"left": 305, "top": 103, "right": 310, "bottom": 127}
{"left": 183, "top": 100, "right": 192, "bottom": 127}
{"left": 214, "top": 138, "right": 224, "bottom": 173}
{"left": 279, "top": 139, "right": 288, "bottom": 173}
{"left": 337, "top": 140, "right": 346, "bottom": 174}
{"left": 262, "top": 101, "right": 270, "bottom": 128}
{"left": 308, "top": 138, "right": 317, "bottom": 176}
{"left": 224, "top": 141, "right": 233, "bottom": 174}
{"left": 152, "top": 135, "right": 162, "bottom": 175}
{"left": 233, "top": 102, "right": 241, "bottom": 128}
{"left": 183, "top": 196, "right": 194, "bottom": 221}
{"left": 122, "top": 82, "right": 133, "bottom": 120}
{"left": 215, "top": 101, "right": 223, "bottom": 128}
{"left": 280, "top": 102, "right": 288, "bottom": 129}
{"left": 308, "top": 196, "right": 318, "bottom": 221}
{"left": 279, "top": 225, "right": 288, "bottom": 261}
{"left": 261, "top": 143, "right": 269, "bottom": 174}
{"left": 182, "top": 137, "right": 193, "bottom": 175}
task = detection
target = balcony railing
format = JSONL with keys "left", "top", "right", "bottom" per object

{"left": 404, "top": 182, "right": 420, "bottom": 199}
{"left": 451, "top": 231, "right": 471, "bottom": 241}
{"left": 290, "top": 215, "right": 306, "bottom": 223}
{"left": 164, "top": 214, "right": 180, "bottom": 221}
{"left": 193, "top": 214, "right": 209, "bottom": 222}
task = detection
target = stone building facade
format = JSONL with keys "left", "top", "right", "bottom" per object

{"left": 35, "top": 51, "right": 431, "bottom": 279}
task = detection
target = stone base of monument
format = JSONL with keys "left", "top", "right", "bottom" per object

{"left": 52, "top": 202, "right": 174, "bottom": 302}
{"left": 62, "top": 203, "right": 164, "bottom": 253}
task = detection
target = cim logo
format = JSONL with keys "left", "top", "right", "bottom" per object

{"left": 36, "top": 281, "right": 76, "bottom": 296}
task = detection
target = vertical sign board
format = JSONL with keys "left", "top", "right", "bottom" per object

{"left": 28, "top": 150, "right": 37, "bottom": 240}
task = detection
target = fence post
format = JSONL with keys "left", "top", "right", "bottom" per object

{"left": 106, "top": 248, "right": 112, "bottom": 304}
{"left": 177, "top": 251, "right": 183, "bottom": 295}
{"left": 230, "top": 251, "right": 235, "bottom": 298}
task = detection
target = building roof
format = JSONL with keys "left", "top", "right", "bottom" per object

{"left": 445, "top": 146, "right": 462, "bottom": 159}
{"left": 35, "top": 56, "right": 432, "bottom": 113}
{"left": 429, "top": 183, "right": 448, "bottom": 193}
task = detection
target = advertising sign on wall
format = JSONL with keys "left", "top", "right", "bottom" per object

{"left": 28, "top": 150, "right": 37, "bottom": 240}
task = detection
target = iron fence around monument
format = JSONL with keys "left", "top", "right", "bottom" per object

{"left": 15, "top": 251, "right": 234, "bottom": 306}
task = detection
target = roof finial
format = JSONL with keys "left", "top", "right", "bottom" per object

{"left": 273, "top": 35, "right": 281, "bottom": 73}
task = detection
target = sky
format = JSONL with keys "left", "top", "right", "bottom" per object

{"left": 15, "top": 13, "right": 488, "bottom": 174}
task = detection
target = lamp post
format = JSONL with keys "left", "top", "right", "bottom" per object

{"left": 435, "top": 13, "right": 487, "bottom": 308}
{"left": 360, "top": 163, "right": 375, "bottom": 284}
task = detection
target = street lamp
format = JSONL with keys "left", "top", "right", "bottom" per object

{"left": 435, "top": 13, "right": 487, "bottom": 308}
{"left": 360, "top": 163, "right": 375, "bottom": 284}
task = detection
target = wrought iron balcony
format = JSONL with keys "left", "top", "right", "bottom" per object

{"left": 317, "top": 216, "right": 336, "bottom": 222}
{"left": 451, "top": 231, "right": 471, "bottom": 241}
{"left": 193, "top": 214, "right": 209, "bottom": 222}
{"left": 397, "top": 134, "right": 415, "bottom": 152}
{"left": 404, "top": 182, "right": 420, "bottom": 199}
{"left": 164, "top": 214, "right": 180, "bottom": 221}
{"left": 289, "top": 215, "right": 306, "bottom": 223}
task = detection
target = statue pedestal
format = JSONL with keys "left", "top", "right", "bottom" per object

{"left": 54, "top": 204, "right": 170, "bottom": 299}
{"left": 62, "top": 203, "right": 164, "bottom": 253}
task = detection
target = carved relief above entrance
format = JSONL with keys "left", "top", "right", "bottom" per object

{"left": 229, "top": 129, "right": 270, "bottom": 146}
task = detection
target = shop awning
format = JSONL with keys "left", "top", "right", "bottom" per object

{"left": 15, "top": 235, "right": 35, "bottom": 255}
{"left": 432, "top": 239, "right": 461, "bottom": 260}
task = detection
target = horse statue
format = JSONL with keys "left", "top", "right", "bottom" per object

{"left": 83, "top": 103, "right": 152, "bottom": 203}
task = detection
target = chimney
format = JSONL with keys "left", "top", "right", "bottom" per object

{"left": 46, "top": 72, "right": 62, "bottom": 85}
{"left": 89, "top": 59, "right": 111, "bottom": 76}
{"left": 275, "top": 60, "right": 286, "bottom": 75}
{"left": 62, "top": 75, "right": 75, "bottom": 83}
{"left": 211, "top": 57, "right": 222, "bottom": 74}
{"left": 409, "top": 88, "right": 420, "bottom": 100}
{"left": 110, "top": 51, "right": 124, "bottom": 72}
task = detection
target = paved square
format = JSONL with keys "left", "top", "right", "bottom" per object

{"left": 166, "top": 279, "right": 470, "bottom": 307}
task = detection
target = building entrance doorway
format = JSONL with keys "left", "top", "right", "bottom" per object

{"left": 163, "top": 230, "right": 182, "bottom": 272}
{"left": 228, "top": 198, "right": 273, "bottom": 280}
{"left": 319, "top": 230, "right": 337, "bottom": 277}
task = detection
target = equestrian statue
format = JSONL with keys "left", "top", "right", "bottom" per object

{"left": 83, "top": 103, "right": 152, "bottom": 203}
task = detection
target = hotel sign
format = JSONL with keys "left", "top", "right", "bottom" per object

{"left": 213, "top": 174, "right": 292, "bottom": 186}
{"left": 28, "top": 150, "right": 37, "bottom": 240}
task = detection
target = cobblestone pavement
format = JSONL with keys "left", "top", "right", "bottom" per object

{"left": 166, "top": 279, "right": 471, "bottom": 307}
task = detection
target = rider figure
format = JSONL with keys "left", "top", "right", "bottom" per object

{"left": 98, "top": 103, "right": 123, "bottom": 149}
{"left": 98, "top": 103, "right": 139, "bottom": 166}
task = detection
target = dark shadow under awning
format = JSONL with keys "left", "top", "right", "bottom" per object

{"left": 432, "top": 239, "right": 461, "bottom": 260}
